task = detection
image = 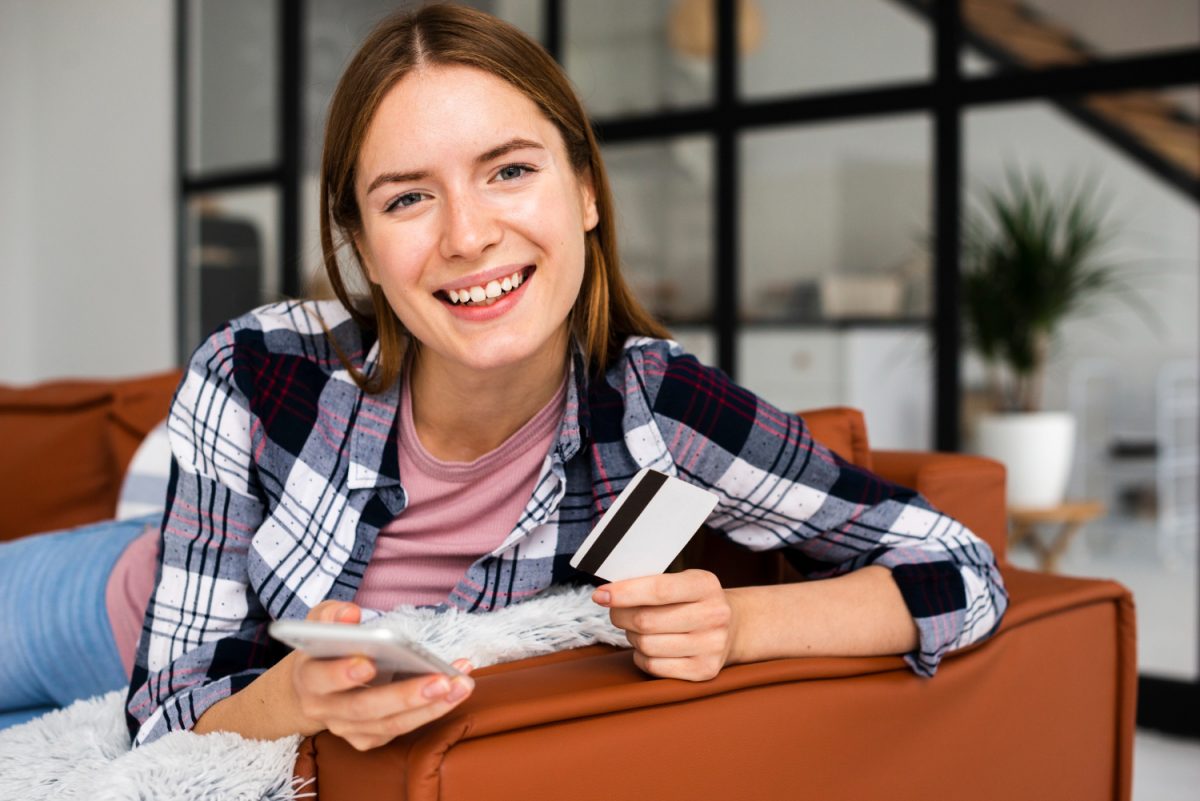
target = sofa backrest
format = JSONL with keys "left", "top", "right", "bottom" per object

{"left": 0, "top": 377, "right": 883, "bottom": 565}
{"left": 0, "top": 371, "right": 182, "bottom": 541}
{"left": 798, "top": 406, "right": 872, "bottom": 470}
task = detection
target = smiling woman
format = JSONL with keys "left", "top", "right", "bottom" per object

{"left": 352, "top": 65, "right": 598, "bottom": 410}
{"left": 318, "top": 6, "right": 666, "bottom": 400}
{"left": 0, "top": 3, "right": 1008, "bottom": 756}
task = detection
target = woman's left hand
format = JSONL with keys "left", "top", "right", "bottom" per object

{"left": 593, "top": 569, "right": 738, "bottom": 681}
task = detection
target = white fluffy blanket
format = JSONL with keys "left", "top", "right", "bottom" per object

{"left": 0, "top": 586, "right": 628, "bottom": 800}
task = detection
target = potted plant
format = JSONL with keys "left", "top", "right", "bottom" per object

{"left": 961, "top": 167, "right": 1145, "bottom": 508}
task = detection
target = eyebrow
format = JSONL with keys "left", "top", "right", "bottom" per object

{"left": 365, "top": 137, "right": 546, "bottom": 196}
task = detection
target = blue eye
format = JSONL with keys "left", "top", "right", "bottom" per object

{"left": 496, "top": 164, "right": 531, "bottom": 181}
{"left": 385, "top": 192, "right": 423, "bottom": 212}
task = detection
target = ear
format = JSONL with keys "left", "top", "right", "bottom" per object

{"left": 578, "top": 168, "right": 599, "bottom": 233}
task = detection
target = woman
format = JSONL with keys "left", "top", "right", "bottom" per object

{"left": 4, "top": 4, "right": 1007, "bottom": 750}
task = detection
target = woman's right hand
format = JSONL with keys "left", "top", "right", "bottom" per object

{"left": 288, "top": 600, "right": 475, "bottom": 751}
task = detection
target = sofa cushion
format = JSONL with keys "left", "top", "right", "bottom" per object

{"left": 798, "top": 406, "right": 872, "bottom": 470}
{"left": 0, "top": 371, "right": 181, "bottom": 541}
{"left": 116, "top": 421, "right": 172, "bottom": 520}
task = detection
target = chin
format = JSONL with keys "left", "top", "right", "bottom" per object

{"left": 430, "top": 337, "right": 546, "bottom": 374}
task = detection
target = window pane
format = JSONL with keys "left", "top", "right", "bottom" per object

{"left": 187, "top": 0, "right": 278, "bottom": 174}
{"left": 604, "top": 136, "right": 714, "bottom": 325}
{"left": 741, "top": 0, "right": 931, "bottom": 100}
{"left": 302, "top": 0, "right": 418, "bottom": 294}
{"left": 184, "top": 188, "right": 281, "bottom": 353}
{"left": 962, "top": 96, "right": 1200, "bottom": 681}
{"left": 739, "top": 115, "right": 932, "bottom": 325}
{"left": 960, "top": 0, "right": 1199, "bottom": 74}
{"left": 491, "top": 0, "right": 544, "bottom": 42}
{"left": 305, "top": 0, "right": 412, "bottom": 174}
{"left": 565, "top": 0, "right": 712, "bottom": 118}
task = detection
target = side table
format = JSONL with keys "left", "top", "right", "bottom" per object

{"left": 1008, "top": 500, "right": 1106, "bottom": 572}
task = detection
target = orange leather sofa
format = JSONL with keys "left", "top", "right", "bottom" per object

{"left": 0, "top": 371, "right": 1136, "bottom": 801}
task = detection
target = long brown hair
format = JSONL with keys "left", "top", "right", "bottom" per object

{"left": 320, "top": 3, "right": 670, "bottom": 393}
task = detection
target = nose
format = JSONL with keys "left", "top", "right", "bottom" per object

{"left": 439, "top": 190, "right": 502, "bottom": 262}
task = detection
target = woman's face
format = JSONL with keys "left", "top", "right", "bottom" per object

{"left": 354, "top": 64, "right": 598, "bottom": 377}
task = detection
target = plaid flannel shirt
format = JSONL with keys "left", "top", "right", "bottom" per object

{"left": 126, "top": 300, "right": 1007, "bottom": 745}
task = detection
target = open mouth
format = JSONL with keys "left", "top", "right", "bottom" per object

{"left": 436, "top": 266, "right": 535, "bottom": 308}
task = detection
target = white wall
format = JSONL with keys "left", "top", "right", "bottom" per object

{"left": 0, "top": 6, "right": 37, "bottom": 383}
{"left": 0, "top": 0, "right": 174, "bottom": 384}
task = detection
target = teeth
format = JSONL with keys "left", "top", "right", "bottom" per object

{"left": 446, "top": 269, "right": 527, "bottom": 305}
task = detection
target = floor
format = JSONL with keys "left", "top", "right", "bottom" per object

{"left": 1134, "top": 729, "right": 1200, "bottom": 801}
{"left": 1007, "top": 515, "right": 1197, "bottom": 680}
{"left": 1008, "top": 516, "right": 1199, "bottom": 800}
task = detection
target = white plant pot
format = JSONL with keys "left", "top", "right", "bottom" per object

{"left": 975, "top": 412, "right": 1076, "bottom": 509}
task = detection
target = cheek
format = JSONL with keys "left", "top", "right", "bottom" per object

{"left": 362, "top": 227, "right": 430, "bottom": 284}
{"left": 524, "top": 197, "right": 589, "bottom": 265}
{"left": 567, "top": 236, "right": 588, "bottom": 287}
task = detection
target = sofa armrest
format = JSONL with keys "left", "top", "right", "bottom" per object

{"left": 301, "top": 644, "right": 911, "bottom": 800}
{"left": 871, "top": 450, "right": 1008, "bottom": 562}
{"left": 297, "top": 567, "right": 1134, "bottom": 801}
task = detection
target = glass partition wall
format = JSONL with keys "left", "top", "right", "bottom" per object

{"left": 178, "top": 0, "right": 1199, "bottom": 734}
{"left": 178, "top": 0, "right": 285, "bottom": 352}
{"left": 178, "top": 0, "right": 543, "bottom": 351}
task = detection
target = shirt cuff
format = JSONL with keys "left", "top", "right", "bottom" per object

{"left": 874, "top": 557, "right": 969, "bottom": 677}
{"left": 130, "top": 670, "right": 261, "bottom": 747}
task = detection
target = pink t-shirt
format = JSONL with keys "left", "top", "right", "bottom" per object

{"left": 355, "top": 374, "right": 566, "bottom": 611}
{"left": 105, "top": 522, "right": 159, "bottom": 675}
{"left": 105, "top": 372, "right": 566, "bottom": 672}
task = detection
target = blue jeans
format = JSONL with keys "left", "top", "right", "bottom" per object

{"left": 0, "top": 515, "right": 156, "bottom": 731}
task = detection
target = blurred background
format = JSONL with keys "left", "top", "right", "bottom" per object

{"left": 0, "top": 0, "right": 1197, "bottom": 784}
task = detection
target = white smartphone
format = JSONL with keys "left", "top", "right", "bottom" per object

{"left": 269, "top": 620, "right": 464, "bottom": 683}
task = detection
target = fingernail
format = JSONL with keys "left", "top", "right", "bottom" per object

{"left": 422, "top": 679, "right": 450, "bottom": 699}
{"left": 446, "top": 678, "right": 473, "bottom": 703}
{"left": 349, "top": 660, "right": 373, "bottom": 681}
{"left": 336, "top": 606, "right": 355, "bottom": 622}
{"left": 593, "top": 590, "right": 611, "bottom": 605}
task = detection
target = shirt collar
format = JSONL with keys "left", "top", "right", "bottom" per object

{"left": 347, "top": 336, "right": 402, "bottom": 490}
{"left": 347, "top": 336, "right": 594, "bottom": 489}
{"left": 555, "top": 343, "right": 592, "bottom": 463}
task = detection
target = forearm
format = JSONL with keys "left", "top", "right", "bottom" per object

{"left": 192, "top": 651, "right": 319, "bottom": 740}
{"left": 725, "top": 566, "right": 918, "bottom": 664}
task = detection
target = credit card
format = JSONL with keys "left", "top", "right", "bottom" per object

{"left": 570, "top": 468, "right": 720, "bottom": 582}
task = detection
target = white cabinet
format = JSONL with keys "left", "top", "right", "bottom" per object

{"left": 841, "top": 328, "right": 932, "bottom": 451}
{"left": 738, "top": 329, "right": 843, "bottom": 415}
{"left": 737, "top": 327, "right": 931, "bottom": 451}
{"left": 671, "top": 326, "right": 716, "bottom": 368}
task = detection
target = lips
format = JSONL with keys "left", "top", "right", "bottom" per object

{"left": 437, "top": 266, "right": 533, "bottom": 322}
{"left": 436, "top": 266, "right": 535, "bottom": 307}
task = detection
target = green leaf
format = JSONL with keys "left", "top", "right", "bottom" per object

{"left": 957, "top": 165, "right": 1151, "bottom": 411}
